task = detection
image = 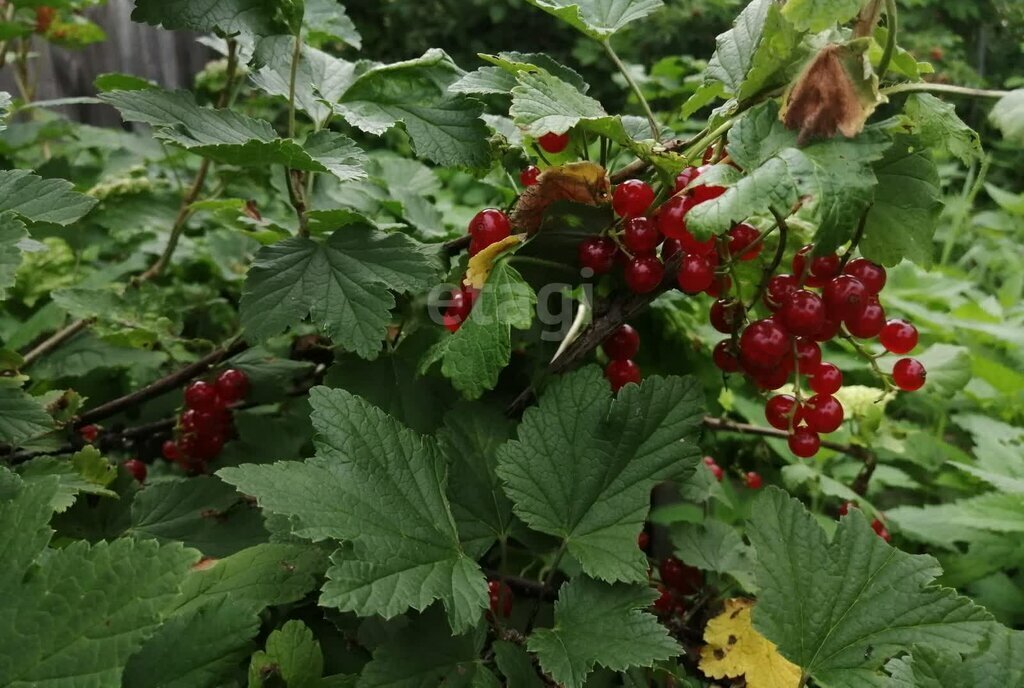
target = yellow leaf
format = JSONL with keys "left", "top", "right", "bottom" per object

{"left": 463, "top": 234, "right": 525, "bottom": 289}
{"left": 510, "top": 161, "right": 610, "bottom": 234}
{"left": 699, "top": 598, "right": 801, "bottom": 688}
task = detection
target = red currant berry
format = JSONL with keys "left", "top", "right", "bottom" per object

{"left": 467, "top": 209, "right": 511, "bottom": 248}
{"left": 538, "top": 131, "right": 570, "bottom": 153}
{"left": 638, "top": 531, "right": 650, "bottom": 551}
{"left": 705, "top": 274, "right": 732, "bottom": 298}
{"left": 871, "top": 518, "right": 892, "bottom": 542}
{"left": 79, "top": 424, "right": 99, "bottom": 443}
{"left": 602, "top": 324, "right": 640, "bottom": 361}
{"left": 753, "top": 365, "right": 790, "bottom": 390}
{"left": 794, "top": 338, "right": 822, "bottom": 373}
{"left": 709, "top": 299, "right": 743, "bottom": 334}
{"left": 803, "top": 394, "right": 845, "bottom": 433}
{"left": 880, "top": 319, "right": 918, "bottom": 354}
{"left": 689, "top": 168, "right": 726, "bottom": 205}
{"left": 765, "top": 394, "right": 800, "bottom": 431}
{"left": 843, "top": 258, "right": 887, "bottom": 294}
{"left": 809, "top": 362, "right": 843, "bottom": 395}
{"left": 161, "top": 439, "right": 180, "bottom": 462}
{"left": 764, "top": 274, "right": 799, "bottom": 311}
{"left": 823, "top": 275, "right": 868, "bottom": 320}
{"left": 745, "top": 471, "right": 763, "bottom": 489}
{"left": 613, "top": 180, "right": 656, "bottom": 219}
{"left": 739, "top": 318, "right": 790, "bottom": 367}
{"left": 713, "top": 340, "right": 741, "bottom": 373}
{"left": 679, "top": 227, "right": 716, "bottom": 256}
{"left": 193, "top": 431, "right": 226, "bottom": 461}
{"left": 673, "top": 166, "right": 701, "bottom": 193}
{"left": 443, "top": 288, "right": 475, "bottom": 333}
{"left": 180, "top": 408, "right": 199, "bottom": 434}
{"left": 702, "top": 146, "right": 716, "bottom": 164}
{"left": 656, "top": 196, "right": 688, "bottom": 240}
{"left": 838, "top": 501, "right": 857, "bottom": 517}
{"left": 660, "top": 556, "right": 702, "bottom": 595}
{"left": 623, "top": 216, "right": 661, "bottom": 254}
{"left": 727, "top": 223, "right": 762, "bottom": 261}
{"left": 892, "top": 358, "right": 926, "bottom": 391}
{"left": 709, "top": 463, "right": 724, "bottom": 481}
{"left": 779, "top": 290, "right": 826, "bottom": 338}
{"left": 184, "top": 380, "right": 220, "bottom": 412}
{"left": 123, "top": 458, "right": 147, "bottom": 483}
{"left": 792, "top": 245, "right": 840, "bottom": 286}
{"left": 844, "top": 298, "right": 885, "bottom": 339}
{"left": 578, "top": 237, "right": 617, "bottom": 275}
{"left": 788, "top": 428, "right": 821, "bottom": 458}
{"left": 661, "top": 237, "right": 683, "bottom": 261}
{"left": 215, "top": 368, "right": 249, "bottom": 404}
{"left": 487, "top": 580, "right": 513, "bottom": 617}
{"left": 605, "top": 359, "right": 642, "bottom": 391}
{"left": 652, "top": 585, "right": 676, "bottom": 615}
{"left": 520, "top": 165, "right": 541, "bottom": 186}
{"left": 625, "top": 255, "right": 665, "bottom": 294}
{"left": 677, "top": 254, "right": 714, "bottom": 294}
{"left": 813, "top": 313, "right": 843, "bottom": 342}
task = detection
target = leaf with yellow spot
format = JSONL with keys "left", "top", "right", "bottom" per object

{"left": 463, "top": 234, "right": 525, "bottom": 289}
{"left": 699, "top": 598, "right": 801, "bottom": 688}
{"left": 510, "top": 161, "right": 610, "bottom": 234}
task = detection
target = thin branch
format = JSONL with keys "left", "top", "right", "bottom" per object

{"left": 839, "top": 207, "right": 870, "bottom": 269}
{"left": 602, "top": 39, "right": 660, "bottom": 143}
{"left": 483, "top": 568, "right": 556, "bottom": 601}
{"left": 525, "top": 542, "right": 567, "bottom": 635}
{"left": 287, "top": 31, "right": 302, "bottom": 139}
{"left": 138, "top": 159, "right": 211, "bottom": 281}
{"left": 749, "top": 207, "right": 790, "bottom": 312}
{"left": 880, "top": 82, "right": 1011, "bottom": 99}
{"left": 21, "top": 318, "right": 93, "bottom": 368}
{"left": 877, "top": 0, "right": 899, "bottom": 78}
{"left": 701, "top": 415, "right": 871, "bottom": 459}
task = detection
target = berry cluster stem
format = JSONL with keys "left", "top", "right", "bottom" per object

{"left": 602, "top": 40, "right": 660, "bottom": 143}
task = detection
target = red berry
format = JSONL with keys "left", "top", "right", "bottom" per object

{"left": 871, "top": 518, "right": 892, "bottom": 542}
{"left": 538, "top": 131, "right": 569, "bottom": 153}
{"left": 661, "top": 237, "right": 683, "bottom": 261}
{"left": 689, "top": 171, "right": 726, "bottom": 205}
{"left": 739, "top": 319, "right": 790, "bottom": 368}
{"left": 180, "top": 408, "right": 199, "bottom": 433}
{"left": 659, "top": 556, "right": 702, "bottom": 595}
{"left": 838, "top": 501, "right": 857, "bottom": 517}
{"left": 823, "top": 275, "right": 868, "bottom": 320}
{"left": 880, "top": 319, "right": 918, "bottom": 354}
{"left": 443, "top": 288, "right": 475, "bottom": 333}
{"left": 652, "top": 585, "right": 676, "bottom": 615}
{"left": 727, "top": 223, "right": 762, "bottom": 261}
{"left": 809, "top": 362, "right": 843, "bottom": 395}
{"left": 638, "top": 531, "right": 650, "bottom": 551}
{"left": 467, "top": 209, "right": 511, "bottom": 248}
{"left": 705, "top": 274, "right": 732, "bottom": 298}
{"left": 679, "top": 227, "right": 716, "bottom": 256}
{"left": 709, "top": 463, "right": 724, "bottom": 481}
{"left": 215, "top": 368, "right": 249, "bottom": 403}
{"left": 602, "top": 324, "right": 640, "bottom": 361}
{"left": 488, "top": 580, "right": 513, "bottom": 617}
{"left": 710, "top": 299, "right": 743, "bottom": 334}
{"left": 703, "top": 456, "right": 716, "bottom": 466}
{"left": 605, "top": 359, "right": 641, "bottom": 391}
{"left": 753, "top": 365, "right": 790, "bottom": 391}
{"left": 578, "top": 237, "right": 617, "bottom": 275}
{"left": 677, "top": 254, "right": 714, "bottom": 294}
{"left": 161, "top": 440, "right": 181, "bottom": 462}
{"left": 892, "top": 358, "right": 926, "bottom": 391}
{"left": 764, "top": 274, "right": 799, "bottom": 311}
{"left": 625, "top": 256, "right": 665, "bottom": 294}
{"left": 779, "top": 290, "right": 826, "bottom": 338}
{"left": 788, "top": 428, "right": 821, "bottom": 458}
{"left": 843, "top": 258, "right": 887, "bottom": 294}
{"left": 713, "top": 340, "right": 741, "bottom": 373}
{"left": 765, "top": 394, "right": 800, "bottom": 431}
{"left": 656, "top": 196, "right": 689, "bottom": 240}
{"left": 184, "top": 380, "right": 220, "bottom": 412}
{"left": 673, "top": 166, "right": 701, "bottom": 193}
{"left": 123, "top": 459, "right": 147, "bottom": 483}
{"left": 745, "top": 472, "right": 763, "bottom": 489}
{"left": 195, "top": 408, "right": 230, "bottom": 434}
{"left": 794, "top": 338, "right": 821, "bottom": 373}
{"left": 803, "top": 394, "right": 844, "bottom": 433}
{"left": 844, "top": 298, "right": 885, "bottom": 339}
{"left": 613, "top": 180, "right": 656, "bottom": 219}
{"left": 79, "top": 424, "right": 99, "bottom": 443}
{"left": 623, "top": 216, "right": 661, "bottom": 254}
{"left": 193, "top": 431, "right": 226, "bottom": 461}
{"left": 702, "top": 146, "right": 716, "bottom": 164}
{"left": 813, "top": 313, "right": 843, "bottom": 342}
{"left": 520, "top": 165, "right": 541, "bottom": 186}
{"left": 792, "top": 245, "right": 839, "bottom": 286}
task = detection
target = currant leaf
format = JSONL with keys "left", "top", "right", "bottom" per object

{"left": 903, "top": 93, "right": 983, "bottom": 165}
{"left": 131, "top": 0, "right": 287, "bottom": 36}
{"left": 885, "top": 624, "right": 1024, "bottom": 688}
{"left": 0, "top": 170, "right": 97, "bottom": 225}
{"left": 522, "top": 0, "right": 664, "bottom": 41}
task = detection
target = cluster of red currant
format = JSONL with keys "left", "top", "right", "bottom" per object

{"left": 601, "top": 323, "right": 642, "bottom": 391}
{"left": 839, "top": 501, "right": 891, "bottom": 542}
{"left": 713, "top": 248, "right": 926, "bottom": 457}
{"left": 487, "top": 579, "right": 513, "bottom": 619}
{"left": 160, "top": 368, "right": 249, "bottom": 472}
{"left": 702, "top": 455, "right": 763, "bottom": 489}
{"left": 651, "top": 554, "right": 702, "bottom": 618}
{"left": 442, "top": 208, "right": 514, "bottom": 333}
{"left": 78, "top": 424, "right": 148, "bottom": 484}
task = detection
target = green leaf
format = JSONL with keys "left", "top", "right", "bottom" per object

{"left": 510, "top": 69, "right": 613, "bottom": 137}
{"left": 337, "top": 49, "right": 490, "bottom": 168}
{"left": 131, "top": 0, "right": 286, "bottom": 36}
{"left": 497, "top": 368, "right": 703, "bottom": 583}
{"left": 423, "top": 260, "right": 536, "bottom": 399}
{"left": 16, "top": 448, "right": 117, "bottom": 513}
{"left": 239, "top": 226, "right": 441, "bottom": 357}
{"left": 129, "top": 476, "right": 269, "bottom": 557}
{"left": 494, "top": 641, "right": 545, "bottom": 688}
{"left": 888, "top": 494, "right": 1024, "bottom": 548}
{"left": 477, "top": 51, "right": 590, "bottom": 93}
{"left": 100, "top": 89, "right": 367, "bottom": 181}
{"left": 747, "top": 487, "right": 992, "bottom": 686}
{"left": 886, "top": 625, "right": 1024, "bottom": 688}
{"left": 0, "top": 169, "right": 97, "bottom": 225}
{"left": 522, "top": 0, "right": 664, "bottom": 41}
{"left": 304, "top": 0, "right": 361, "bottom": 48}
{"left": 527, "top": 577, "right": 680, "bottom": 688}
{"left": 0, "top": 474, "right": 61, "bottom": 591}
{"left": 989, "top": 89, "right": 1024, "bottom": 144}
{"left": 94, "top": 72, "right": 157, "bottom": 92}
{"left": 0, "top": 212, "right": 27, "bottom": 300}
{"left": 248, "top": 620, "right": 324, "bottom": 688}
{"left": 671, "top": 519, "right": 756, "bottom": 590}
{"left": 123, "top": 598, "right": 260, "bottom": 688}
{"left": 782, "top": 0, "right": 869, "bottom": 32}
{"left": 252, "top": 36, "right": 356, "bottom": 126}
{"left": 903, "top": 93, "right": 982, "bottom": 165}
{"left": 29, "top": 331, "right": 168, "bottom": 379}
{"left": 219, "top": 387, "right": 489, "bottom": 633}
{"left": 0, "top": 385, "right": 53, "bottom": 444}
{"left": 860, "top": 136, "right": 943, "bottom": 267}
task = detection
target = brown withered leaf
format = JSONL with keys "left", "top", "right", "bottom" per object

{"left": 781, "top": 41, "right": 886, "bottom": 145}
{"left": 463, "top": 234, "right": 525, "bottom": 289}
{"left": 510, "top": 161, "right": 610, "bottom": 235}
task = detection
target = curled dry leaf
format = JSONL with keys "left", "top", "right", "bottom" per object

{"left": 464, "top": 234, "right": 525, "bottom": 289}
{"left": 781, "top": 41, "right": 887, "bottom": 145}
{"left": 510, "top": 161, "right": 610, "bottom": 234}
{"left": 699, "top": 598, "right": 801, "bottom": 688}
